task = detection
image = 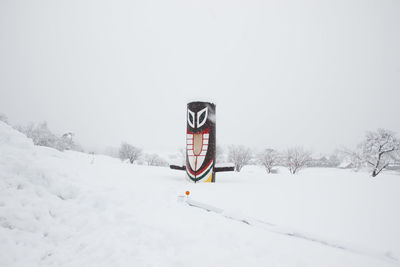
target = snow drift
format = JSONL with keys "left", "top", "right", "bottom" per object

{"left": 1, "top": 121, "right": 399, "bottom": 267}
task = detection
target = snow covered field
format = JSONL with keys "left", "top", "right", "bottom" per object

{"left": 1, "top": 121, "right": 400, "bottom": 267}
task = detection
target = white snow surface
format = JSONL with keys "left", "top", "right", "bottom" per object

{"left": 1, "top": 121, "right": 400, "bottom": 267}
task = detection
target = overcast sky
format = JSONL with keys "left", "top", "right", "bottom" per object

{"left": 1, "top": 0, "right": 399, "bottom": 155}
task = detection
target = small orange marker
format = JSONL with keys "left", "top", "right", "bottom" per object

{"left": 185, "top": 191, "right": 190, "bottom": 196}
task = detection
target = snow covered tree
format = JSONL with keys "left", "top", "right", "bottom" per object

{"left": 228, "top": 145, "right": 252, "bottom": 172}
{"left": 339, "top": 147, "right": 364, "bottom": 170}
{"left": 284, "top": 147, "right": 311, "bottom": 174}
{"left": 119, "top": 142, "right": 142, "bottom": 164}
{"left": 359, "top": 129, "right": 400, "bottom": 177}
{"left": 16, "top": 122, "right": 82, "bottom": 152}
{"left": 0, "top": 113, "right": 9, "bottom": 124}
{"left": 328, "top": 153, "right": 341, "bottom": 167}
{"left": 257, "top": 148, "right": 279, "bottom": 173}
{"left": 308, "top": 153, "right": 341, "bottom": 168}
{"left": 144, "top": 153, "right": 168, "bottom": 167}
{"left": 390, "top": 150, "right": 400, "bottom": 165}
{"left": 58, "top": 132, "right": 83, "bottom": 152}
{"left": 17, "top": 122, "right": 59, "bottom": 149}
{"left": 216, "top": 145, "right": 225, "bottom": 163}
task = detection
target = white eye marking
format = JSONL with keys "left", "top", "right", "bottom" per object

{"left": 197, "top": 107, "right": 208, "bottom": 128}
{"left": 188, "top": 109, "right": 195, "bottom": 128}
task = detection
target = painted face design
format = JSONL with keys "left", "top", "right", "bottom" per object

{"left": 186, "top": 102, "right": 216, "bottom": 183}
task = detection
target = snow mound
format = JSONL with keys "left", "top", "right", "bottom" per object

{"left": 0, "top": 122, "right": 79, "bottom": 266}
{"left": 1, "top": 121, "right": 399, "bottom": 267}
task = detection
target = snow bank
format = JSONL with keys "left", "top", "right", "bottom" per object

{"left": 0, "top": 122, "right": 81, "bottom": 266}
{"left": 1, "top": 121, "right": 399, "bottom": 267}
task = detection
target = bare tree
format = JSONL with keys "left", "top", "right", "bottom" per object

{"left": 284, "top": 147, "right": 311, "bottom": 174}
{"left": 359, "top": 129, "right": 400, "bottom": 177}
{"left": 257, "top": 148, "right": 279, "bottom": 173}
{"left": 216, "top": 144, "right": 225, "bottom": 163}
{"left": 119, "top": 142, "right": 142, "bottom": 164}
{"left": 228, "top": 145, "right": 252, "bottom": 172}
{"left": 144, "top": 153, "right": 168, "bottom": 167}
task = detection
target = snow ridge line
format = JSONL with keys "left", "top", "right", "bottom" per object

{"left": 179, "top": 196, "right": 399, "bottom": 265}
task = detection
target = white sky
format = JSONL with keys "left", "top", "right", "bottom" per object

{"left": 1, "top": 0, "right": 399, "bottom": 154}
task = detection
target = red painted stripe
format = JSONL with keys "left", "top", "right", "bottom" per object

{"left": 196, "top": 160, "right": 213, "bottom": 175}
{"left": 186, "top": 162, "right": 196, "bottom": 175}
{"left": 187, "top": 158, "right": 213, "bottom": 176}
{"left": 187, "top": 127, "right": 210, "bottom": 134}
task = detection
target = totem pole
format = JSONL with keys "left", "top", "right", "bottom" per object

{"left": 170, "top": 101, "right": 234, "bottom": 183}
